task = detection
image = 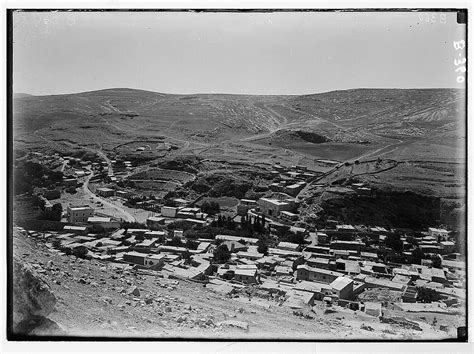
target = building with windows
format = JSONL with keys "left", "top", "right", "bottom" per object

{"left": 67, "top": 205, "right": 94, "bottom": 223}
{"left": 296, "top": 264, "right": 344, "bottom": 284}
{"left": 258, "top": 197, "right": 292, "bottom": 217}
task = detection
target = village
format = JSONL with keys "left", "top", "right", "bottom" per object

{"left": 12, "top": 147, "right": 467, "bottom": 339}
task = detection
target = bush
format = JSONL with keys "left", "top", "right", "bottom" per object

{"left": 416, "top": 287, "right": 442, "bottom": 303}
{"left": 72, "top": 246, "right": 88, "bottom": 259}
{"left": 167, "top": 236, "right": 183, "bottom": 247}
{"left": 52, "top": 239, "right": 62, "bottom": 249}
{"left": 213, "top": 244, "right": 231, "bottom": 263}
{"left": 201, "top": 201, "right": 220, "bottom": 215}
{"left": 186, "top": 239, "right": 199, "bottom": 250}
{"left": 257, "top": 237, "right": 268, "bottom": 255}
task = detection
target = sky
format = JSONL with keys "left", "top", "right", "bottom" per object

{"left": 12, "top": 10, "right": 467, "bottom": 96}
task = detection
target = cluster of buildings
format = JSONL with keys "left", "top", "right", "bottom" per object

{"left": 22, "top": 151, "right": 465, "bottom": 321}
{"left": 21, "top": 190, "right": 465, "bottom": 319}
{"left": 267, "top": 164, "right": 316, "bottom": 197}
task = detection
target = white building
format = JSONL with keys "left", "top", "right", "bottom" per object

{"left": 161, "top": 206, "right": 178, "bottom": 218}
{"left": 428, "top": 227, "right": 449, "bottom": 240}
{"left": 258, "top": 197, "right": 292, "bottom": 217}
{"left": 67, "top": 205, "right": 94, "bottom": 223}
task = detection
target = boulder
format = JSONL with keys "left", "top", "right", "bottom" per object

{"left": 12, "top": 258, "right": 58, "bottom": 335}
{"left": 126, "top": 286, "right": 140, "bottom": 297}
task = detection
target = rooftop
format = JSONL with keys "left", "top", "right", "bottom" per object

{"left": 330, "top": 276, "right": 353, "bottom": 291}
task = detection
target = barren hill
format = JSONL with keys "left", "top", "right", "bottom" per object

{"left": 13, "top": 87, "right": 465, "bottom": 163}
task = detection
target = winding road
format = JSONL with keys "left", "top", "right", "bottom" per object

{"left": 82, "top": 172, "right": 136, "bottom": 223}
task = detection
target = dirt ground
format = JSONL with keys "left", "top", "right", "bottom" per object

{"left": 12, "top": 230, "right": 459, "bottom": 340}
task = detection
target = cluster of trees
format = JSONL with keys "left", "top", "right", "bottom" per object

{"left": 166, "top": 236, "right": 184, "bottom": 247}
{"left": 33, "top": 196, "right": 63, "bottom": 221}
{"left": 121, "top": 221, "right": 147, "bottom": 230}
{"left": 39, "top": 203, "right": 63, "bottom": 222}
{"left": 126, "top": 195, "right": 148, "bottom": 206}
{"left": 416, "top": 287, "right": 442, "bottom": 303}
{"left": 385, "top": 233, "right": 404, "bottom": 253}
{"left": 200, "top": 201, "right": 220, "bottom": 215}
{"left": 256, "top": 236, "right": 269, "bottom": 255}
{"left": 211, "top": 215, "right": 236, "bottom": 230}
{"left": 240, "top": 214, "right": 266, "bottom": 235}
{"left": 14, "top": 161, "right": 64, "bottom": 195}
{"left": 213, "top": 244, "right": 231, "bottom": 263}
{"left": 275, "top": 226, "right": 305, "bottom": 245}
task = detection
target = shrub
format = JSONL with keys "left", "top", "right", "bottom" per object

{"left": 213, "top": 244, "right": 231, "bottom": 263}
{"left": 72, "top": 246, "right": 88, "bottom": 259}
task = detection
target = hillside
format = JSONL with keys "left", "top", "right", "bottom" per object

{"left": 12, "top": 229, "right": 456, "bottom": 340}
{"left": 13, "top": 87, "right": 465, "bottom": 165}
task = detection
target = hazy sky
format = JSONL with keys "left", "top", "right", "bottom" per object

{"left": 13, "top": 10, "right": 466, "bottom": 95}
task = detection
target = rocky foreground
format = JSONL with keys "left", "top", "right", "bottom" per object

{"left": 11, "top": 230, "right": 456, "bottom": 340}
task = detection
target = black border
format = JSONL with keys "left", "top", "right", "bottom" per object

{"left": 5, "top": 8, "right": 469, "bottom": 342}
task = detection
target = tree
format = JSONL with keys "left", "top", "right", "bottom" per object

{"left": 431, "top": 254, "right": 442, "bottom": 269}
{"left": 52, "top": 238, "right": 61, "bottom": 249}
{"left": 167, "top": 236, "right": 183, "bottom": 247}
{"left": 51, "top": 203, "right": 63, "bottom": 220}
{"left": 411, "top": 247, "right": 425, "bottom": 265}
{"left": 72, "top": 246, "right": 88, "bottom": 259}
{"left": 385, "top": 233, "right": 403, "bottom": 253}
{"left": 257, "top": 237, "right": 268, "bottom": 256}
{"left": 416, "top": 287, "right": 442, "bottom": 303}
{"left": 213, "top": 244, "right": 231, "bottom": 263}
{"left": 186, "top": 239, "right": 199, "bottom": 250}
{"left": 49, "top": 170, "right": 64, "bottom": 182}
{"left": 201, "top": 201, "right": 220, "bottom": 215}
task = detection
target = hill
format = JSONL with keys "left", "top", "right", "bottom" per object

{"left": 13, "top": 87, "right": 465, "bottom": 164}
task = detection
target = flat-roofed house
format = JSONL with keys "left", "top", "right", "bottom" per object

{"left": 283, "top": 289, "right": 315, "bottom": 308}
{"left": 67, "top": 205, "right": 94, "bottom": 223}
{"left": 280, "top": 211, "right": 299, "bottom": 222}
{"left": 123, "top": 251, "right": 165, "bottom": 270}
{"left": 330, "top": 276, "right": 354, "bottom": 300}
{"left": 296, "top": 265, "right": 344, "bottom": 284}
{"left": 439, "top": 241, "right": 456, "bottom": 254}
{"left": 419, "top": 244, "right": 442, "bottom": 254}
{"left": 234, "top": 268, "right": 258, "bottom": 284}
{"left": 63, "top": 225, "right": 89, "bottom": 235}
{"left": 428, "top": 227, "right": 449, "bottom": 240}
{"left": 161, "top": 206, "right": 178, "bottom": 218}
{"left": 258, "top": 197, "right": 291, "bottom": 217}
{"left": 364, "top": 302, "right": 382, "bottom": 317}
{"left": 221, "top": 240, "right": 247, "bottom": 253}
{"left": 330, "top": 240, "right": 364, "bottom": 253}
{"left": 146, "top": 216, "right": 165, "bottom": 229}
{"left": 277, "top": 241, "right": 300, "bottom": 252}
{"left": 96, "top": 187, "right": 115, "bottom": 197}
{"left": 87, "top": 216, "right": 120, "bottom": 230}
{"left": 215, "top": 235, "right": 259, "bottom": 245}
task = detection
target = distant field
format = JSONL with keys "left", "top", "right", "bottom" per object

{"left": 196, "top": 196, "right": 240, "bottom": 209}
{"left": 129, "top": 168, "right": 195, "bottom": 183}
{"left": 253, "top": 138, "right": 377, "bottom": 162}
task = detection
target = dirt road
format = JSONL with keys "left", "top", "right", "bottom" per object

{"left": 82, "top": 173, "right": 136, "bottom": 223}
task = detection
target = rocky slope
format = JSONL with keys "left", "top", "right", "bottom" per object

{"left": 10, "top": 229, "right": 458, "bottom": 340}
